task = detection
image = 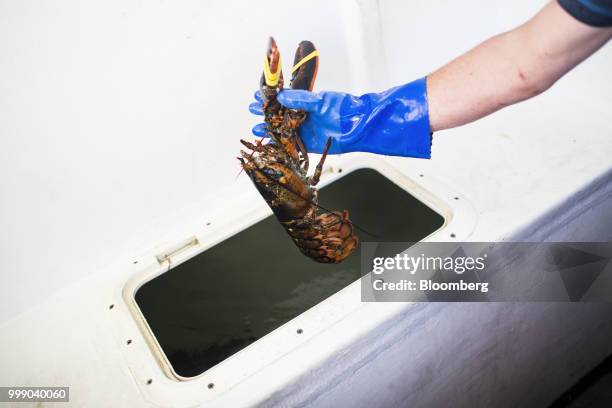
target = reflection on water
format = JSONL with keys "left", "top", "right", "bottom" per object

{"left": 135, "top": 168, "right": 444, "bottom": 377}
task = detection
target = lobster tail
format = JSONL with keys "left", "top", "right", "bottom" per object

{"left": 285, "top": 210, "right": 358, "bottom": 264}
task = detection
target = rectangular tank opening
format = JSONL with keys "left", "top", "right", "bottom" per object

{"left": 134, "top": 168, "right": 445, "bottom": 378}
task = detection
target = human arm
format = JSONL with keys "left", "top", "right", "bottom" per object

{"left": 249, "top": 1, "right": 612, "bottom": 157}
{"left": 427, "top": 0, "right": 612, "bottom": 131}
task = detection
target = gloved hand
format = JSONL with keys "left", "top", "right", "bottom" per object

{"left": 249, "top": 77, "right": 432, "bottom": 158}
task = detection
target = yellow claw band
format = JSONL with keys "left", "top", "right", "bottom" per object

{"left": 263, "top": 54, "right": 282, "bottom": 87}
{"left": 291, "top": 50, "right": 318, "bottom": 74}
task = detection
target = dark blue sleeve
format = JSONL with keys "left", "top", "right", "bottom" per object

{"left": 558, "top": 0, "right": 612, "bottom": 27}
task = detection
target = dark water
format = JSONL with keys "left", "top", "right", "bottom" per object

{"left": 135, "top": 168, "right": 444, "bottom": 377}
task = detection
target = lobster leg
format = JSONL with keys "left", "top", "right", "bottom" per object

{"left": 308, "top": 138, "right": 332, "bottom": 186}
{"left": 296, "top": 134, "right": 309, "bottom": 172}
{"left": 240, "top": 139, "right": 267, "bottom": 152}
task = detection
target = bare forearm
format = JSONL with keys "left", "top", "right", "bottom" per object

{"left": 427, "top": 1, "right": 612, "bottom": 132}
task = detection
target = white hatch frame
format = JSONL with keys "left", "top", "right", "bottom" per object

{"left": 116, "top": 155, "right": 477, "bottom": 406}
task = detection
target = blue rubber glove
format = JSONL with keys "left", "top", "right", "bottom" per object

{"left": 249, "top": 77, "right": 432, "bottom": 158}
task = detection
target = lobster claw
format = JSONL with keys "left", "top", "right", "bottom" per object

{"left": 287, "top": 40, "right": 319, "bottom": 172}
{"left": 260, "top": 37, "right": 283, "bottom": 105}
{"left": 290, "top": 41, "right": 319, "bottom": 91}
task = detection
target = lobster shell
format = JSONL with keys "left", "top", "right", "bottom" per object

{"left": 239, "top": 37, "right": 358, "bottom": 263}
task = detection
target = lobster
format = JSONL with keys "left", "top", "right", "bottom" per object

{"left": 238, "top": 37, "right": 358, "bottom": 263}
